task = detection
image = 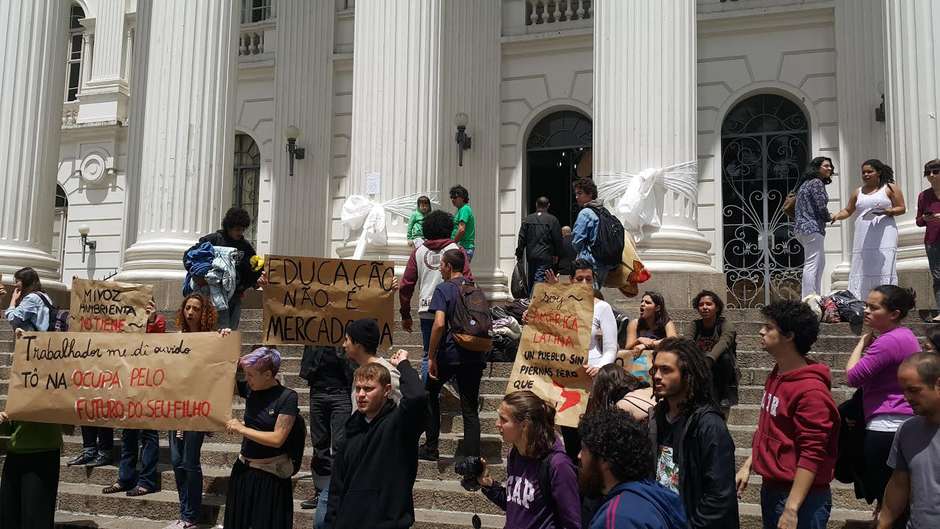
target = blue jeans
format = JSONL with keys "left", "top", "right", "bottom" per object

{"left": 169, "top": 431, "right": 205, "bottom": 523}
{"left": 527, "top": 260, "right": 552, "bottom": 297}
{"left": 465, "top": 247, "right": 475, "bottom": 262}
{"left": 315, "top": 482, "right": 330, "bottom": 529}
{"left": 118, "top": 429, "right": 159, "bottom": 491}
{"left": 419, "top": 317, "right": 434, "bottom": 383}
{"left": 593, "top": 263, "right": 613, "bottom": 292}
{"left": 217, "top": 293, "right": 243, "bottom": 330}
{"left": 761, "top": 485, "right": 831, "bottom": 529}
{"left": 81, "top": 426, "right": 114, "bottom": 458}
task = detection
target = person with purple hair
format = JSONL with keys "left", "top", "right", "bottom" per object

{"left": 223, "top": 346, "right": 299, "bottom": 529}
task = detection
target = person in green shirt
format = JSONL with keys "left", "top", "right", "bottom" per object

{"left": 407, "top": 195, "right": 432, "bottom": 248}
{"left": 0, "top": 411, "right": 63, "bottom": 529}
{"left": 449, "top": 185, "right": 476, "bottom": 260}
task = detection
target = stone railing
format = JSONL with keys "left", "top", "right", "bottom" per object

{"left": 525, "top": 0, "right": 592, "bottom": 26}
{"left": 239, "top": 20, "right": 275, "bottom": 56}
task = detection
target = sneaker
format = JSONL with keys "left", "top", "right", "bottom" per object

{"left": 87, "top": 454, "right": 113, "bottom": 467}
{"left": 300, "top": 496, "right": 318, "bottom": 509}
{"left": 417, "top": 445, "right": 439, "bottom": 461}
{"left": 67, "top": 453, "right": 94, "bottom": 466}
{"left": 161, "top": 522, "right": 185, "bottom": 529}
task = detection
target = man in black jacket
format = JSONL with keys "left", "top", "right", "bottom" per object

{"left": 515, "top": 196, "right": 562, "bottom": 295}
{"left": 650, "top": 337, "right": 739, "bottom": 529}
{"left": 324, "top": 352, "right": 427, "bottom": 529}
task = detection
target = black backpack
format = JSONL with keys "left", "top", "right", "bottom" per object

{"left": 37, "top": 293, "right": 69, "bottom": 332}
{"left": 449, "top": 279, "right": 493, "bottom": 352}
{"left": 274, "top": 388, "right": 306, "bottom": 476}
{"left": 587, "top": 205, "right": 625, "bottom": 266}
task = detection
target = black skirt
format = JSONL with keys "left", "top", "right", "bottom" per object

{"left": 223, "top": 459, "right": 294, "bottom": 529}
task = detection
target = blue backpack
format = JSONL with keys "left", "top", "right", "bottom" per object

{"left": 38, "top": 293, "right": 69, "bottom": 332}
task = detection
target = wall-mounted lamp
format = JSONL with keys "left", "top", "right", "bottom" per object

{"left": 284, "top": 125, "right": 305, "bottom": 176}
{"left": 875, "top": 94, "right": 886, "bottom": 122}
{"left": 454, "top": 112, "right": 472, "bottom": 167}
{"left": 78, "top": 224, "right": 96, "bottom": 263}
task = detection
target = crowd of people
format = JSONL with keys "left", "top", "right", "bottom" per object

{"left": 0, "top": 170, "right": 938, "bottom": 529}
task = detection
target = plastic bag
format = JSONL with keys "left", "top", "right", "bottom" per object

{"left": 510, "top": 260, "right": 528, "bottom": 300}
{"left": 831, "top": 290, "right": 865, "bottom": 333}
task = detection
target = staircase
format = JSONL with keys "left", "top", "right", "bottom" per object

{"left": 1, "top": 298, "right": 927, "bottom": 528}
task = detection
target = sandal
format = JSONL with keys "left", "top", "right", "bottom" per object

{"left": 125, "top": 485, "right": 155, "bottom": 497}
{"left": 102, "top": 483, "right": 130, "bottom": 494}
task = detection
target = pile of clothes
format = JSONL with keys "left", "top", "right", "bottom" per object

{"left": 806, "top": 290, "right": 865, "bottom": 334}
{"left": 486, "top": 299, "right": 529, "bottom": 362}
{"left": 183, "top": 242, "right": 238, "bottom": 312}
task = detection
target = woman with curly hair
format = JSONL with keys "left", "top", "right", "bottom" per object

{"left": 585, "top": 364, "right": 655, "bottom": 421}
{"left": 477, "top": 391, "right": 581, "bottom": 529}
{"left": 166, "top": 293, "right": 226, "bottom": 529}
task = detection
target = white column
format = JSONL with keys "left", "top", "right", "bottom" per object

{"left": 344, "top": 0, "right": 444, "bottom": 264}
{"left": 117, "top": 0, "right": 238, "bottom": 282}
{"left": 270, "top": 0, "right": 334, "bottom": 257}
{"left": 832, "top": 0, "right": 888, "bottom": 290}
{"left": 0, "top": 0, "right": 69, "bottom": 288}
{"left": 593, "top": 0, "right": 713, "bottom": 273}
{"left": 78, "top": 0, "right": 129, "bottom": 123}
{"left": 86, "top": 0, "right": 125, "bottom": 83}
{"left": 884, "top": 0, "right": 940, "bottom": 286}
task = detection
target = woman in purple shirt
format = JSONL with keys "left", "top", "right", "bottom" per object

{"left": 478, "top": 391, "right": 581, "bottom": 529}
{"left": 915, "top": 159, "right": 940, "bottom": 320}
{"left": 845, "top": 285, "right": 919, "bottom": 513}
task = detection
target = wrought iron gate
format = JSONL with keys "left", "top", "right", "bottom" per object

{"left": 721, "top": 94, "right": 809, "bottom": 308}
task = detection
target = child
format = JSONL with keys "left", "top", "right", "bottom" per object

{"left": 407, "top": 195, "right": 432, "bottom": 248}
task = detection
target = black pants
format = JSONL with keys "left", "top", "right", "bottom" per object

{"left": 426, "top": 364, "right": 483, "bottom": 457}
{"left": 863, "top": 429, "right": 897, "bottom": 505}
{"left": 0, "top": 450, "right": 60, "bottom": 529}
{"left": 560, "top": 425, "right": 581, "bottom": 463}
{"left": 309, "top": 388, "right": 352, "bottom": 482}
{"left": 80, "top": 425, "right": 114, "bottom": 457}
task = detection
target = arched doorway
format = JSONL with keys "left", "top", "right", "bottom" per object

{"left": 526, "top": 110, "right": 592, "bottom": 228}
{"left": 233, "top": 133, "right": 261, "bottom": 246}
{"left": 721, "top": 94, "right": 810, "bottom": 308}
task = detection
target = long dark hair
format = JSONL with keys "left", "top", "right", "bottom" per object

{"left": 586, "top": 364, "right": 649, "bottom": 415}
{"left": 804, "top": 156, "right": 834, "bottom": 185}
{"left": 13, "top": 267, "right": 42, "bottom": 307}
{"left": 503, "top": 391, "right": 557, "bottom": 460}
{"left": 653, "top": 337, "right": 716, "bottom": 416}
{"left": 638, "top": 291, "right": 671, "bottom": 335}
{"left": 863, "top": 159, "right": 895, "bottom": 187}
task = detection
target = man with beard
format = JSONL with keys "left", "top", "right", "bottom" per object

{"left": 650, "top": 337, "right": 739, "bottom": 529}
{"left": 578, "top": 408, "right": 687, "bottom": 529}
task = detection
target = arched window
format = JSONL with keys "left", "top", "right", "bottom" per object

{"left": 233, "top": 134, "right": 261, "bottom": 246}
{"left": 65, "top": 4, "right": 85, "bottom": 102}
{"left": 525, "top": 110, "right": 592, "bottom": 227}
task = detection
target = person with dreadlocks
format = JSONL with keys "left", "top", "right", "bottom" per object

{"left": 650, "top": 337, "right": 739, "bottom": 529}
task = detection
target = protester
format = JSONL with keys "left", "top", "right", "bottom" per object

{"left": 323, "top": 353, "right": 426, "bottom": 529}
{"left": 400, "top": 209, "right": 473, "bottom": 381}
{"left": 794, "top": 157, "right": 835, "bottom": 298}
{"left": 845, "top": 285, "right": 919, "bottom": 511}
{"left": 299, "top": 345, "right": 354, "bottom": 512}
{"left": 877, "top": 351, "right": 940, "bottom": 529}
{"left": 2, "top": 267, "right": 51, "bottom": 332}
{"left": 223, "top": 347, "right": 298, "bottom": 529}
{"left": 450, "top": 185, "right": 476, "bottom": 260}
{"left": 184, "top": 206, "right": 265, "bottom": 330}
{"left": 691, "top": 290, "right": 739, "bottom": 417}
{"left": 736, "top": 300, "right": 839, "bottom": 529}
{"left": 407, "top": 195, "right": 432, "bottom": 248}
{"left": 516, "top": 196, "right": 563, "bottom": 295}
{"left": 101, "top": 301, "right": 164, "bottom": 496}
{"left": 914, "top": 159, "right": 940, "bottom": 320}
{"left": 832, "top": 159, "right": 906, "bottom": 299}
{"left": 650, "top": 337, "right": 739, "bottom": 529}
{"left": 923, "top": 325, "right": 940, "bottom": 353}
{"left": 578, "top": 408, "right": 687, "bottom": 529}
{"left": 625, "top": 292, "right": 678, "bottom": 358}
{"left": 343, "top": 318, "right": 402, "bottom": 404}
{"left": 478, "top": 391, "right": 581, "bottom": 529}
{"left": 572, "top": 177, "right": 620, "bottom": 290}
{"left": 585, "top": 364, "right": 655, "bottom": 422}
{"left": 165, "top": 293, "right": 226, "bottom": 529}
{"left": 0, "top": 411, "right": 62, "bottom": 529}
{"left": 558, "top": 225, "right": 577, "bottom": 277}
{"left": 420, "top": 249, "right": 485, "bottom": 461}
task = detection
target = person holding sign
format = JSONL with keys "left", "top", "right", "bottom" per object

{"left": 2, "top": 267, "right": 53, "bottom": 332}
{"left": 223, "top": 347, "right": 299, "bottom": 529}
{"left": 477, "top": 390, "right": 582, "bottom": 529}
{"left": 323, "top": 352, "right": 426, "bottom": 529}
{"left": 0, "top": 411, "right": 62, "bottom": 529}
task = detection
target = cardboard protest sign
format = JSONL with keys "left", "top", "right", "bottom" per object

{"left": 69, "top": 278, "right": 153, "bottom": 333}
{"left": 262, "top": 256, "right": 395, "bottom": 347}
{"left": 616, "top": 349, "right": 653, "bottom": 385}
{"left": 6, "top": 331, "right": 241, "bottom": 431}
{"left": 506, "top": 282, "right": 594, "bottom": 428}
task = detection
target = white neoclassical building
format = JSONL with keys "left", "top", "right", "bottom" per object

{"left": 1, "top": 0, "right": 938, "bottom": 308}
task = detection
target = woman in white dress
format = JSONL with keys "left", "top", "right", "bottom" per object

{"left": 832, "top": 159, "right": 906, "bottom": 299}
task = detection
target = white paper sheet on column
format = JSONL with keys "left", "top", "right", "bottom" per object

{"left": 341, "top": 192, "right": 441, "bottom": 259}
{"left": 596, "top": 161, "right": 698, "bottom": 242}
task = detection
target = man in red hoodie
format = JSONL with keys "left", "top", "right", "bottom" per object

{"left": 735, "top": 300, "right": 839, "bottom": 529}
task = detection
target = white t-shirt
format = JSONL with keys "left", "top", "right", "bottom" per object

{"left": 588, "top": 299, "right": 618, "bottom": 367}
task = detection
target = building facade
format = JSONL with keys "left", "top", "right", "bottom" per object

{"left": 1, "top": 0, "right": 938, "bottom": 308}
